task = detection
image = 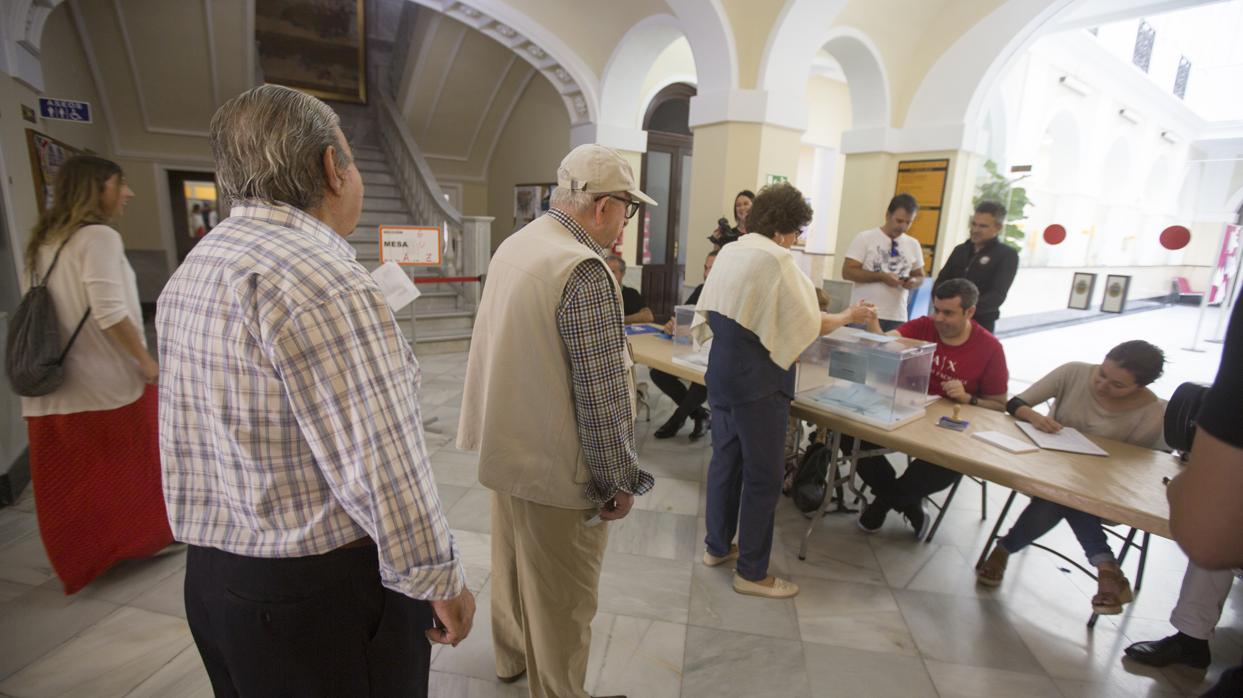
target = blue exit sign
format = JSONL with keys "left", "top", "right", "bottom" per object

{"left": 38, "top": 98, "right": 92, "bottom": 123}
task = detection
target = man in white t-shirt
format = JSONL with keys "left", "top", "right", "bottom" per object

{"left": 842, "top": 193, "right": 925, "bottom": 331}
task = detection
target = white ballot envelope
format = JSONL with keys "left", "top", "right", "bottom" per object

{"left": 371, "top": 261, "right": 422, "bottom": 312}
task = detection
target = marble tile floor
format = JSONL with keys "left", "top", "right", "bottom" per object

{"left": 0, "top": 307, "right": 1237, "bottom": 697}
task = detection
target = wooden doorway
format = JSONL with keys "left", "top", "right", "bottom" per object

{"left": 167, "top": 170, "right": 219, "bottom": 264}
{"left": 638, "top": 83, "right": 695, "bottom": 321}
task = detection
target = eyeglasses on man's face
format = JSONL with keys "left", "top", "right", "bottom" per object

{"left": 596, "top": 194, "right": 640, "bottom": 220}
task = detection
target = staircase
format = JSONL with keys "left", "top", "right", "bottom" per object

{"left": 347, "top": 143, "right": 475, "bottom": 354}
{"left": 321, "top": 8, "right": 490, "bottom": 356}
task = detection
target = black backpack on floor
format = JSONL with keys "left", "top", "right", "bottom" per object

{"left": 792, "top": 440, "right": 832, "bottom": 513}
{"left": 5, "top": 235, "right": 90, "bottom": 397}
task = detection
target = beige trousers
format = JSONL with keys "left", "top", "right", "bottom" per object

{"left": 490, "top": 492, "right": 608, "bottom": 698}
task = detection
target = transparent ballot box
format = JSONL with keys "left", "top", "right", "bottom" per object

{"left": 673, "top": 304, "right": 695, "bottom": 345}
{"left": 796, "top": 327, "right": 936, "bottom": 430}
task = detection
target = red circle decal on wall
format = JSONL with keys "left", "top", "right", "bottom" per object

{"left": 1159, "top": 225, "right": 1191, "bottom": 250}
{"left": 1043, "top": 224, "right": 1066, "bottom": 245}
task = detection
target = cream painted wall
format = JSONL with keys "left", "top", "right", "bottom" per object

{"left": 110, "top": 159, "right": 165, "bottom": 250}
{"left": 485, "top": 75, "right": 571, "bottom": 250}
{"left": 461, "top": 182, "right": 489, "bottom": 216}
{"left": 797, "top": 75, "right": 852, "bottom": 257}
{"left": 802, "top": 76, "right": 852, "bottom": 148}
{"left": 720, "top": 0, "right": 786, "bottom": 89}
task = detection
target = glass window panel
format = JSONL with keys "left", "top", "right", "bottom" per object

{"left": 678, "top": 154, "right": 692, "bottom": 265}
{"left": 644, "top": 151, "right": 671, "bottom": 266}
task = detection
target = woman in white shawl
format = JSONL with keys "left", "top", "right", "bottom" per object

{"left": 692, "top": 183, "right": 874, "bottom": 598}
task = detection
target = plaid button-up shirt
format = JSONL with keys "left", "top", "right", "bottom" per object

{"left": 156, "top": 202, "right": 464, "bottom": 600}
{"left": 546, "top": 208, "right": 654, "bottom": 503}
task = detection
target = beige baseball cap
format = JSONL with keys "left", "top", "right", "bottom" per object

{"left": 557, "top": 144, "right": 657, "bottom": 206}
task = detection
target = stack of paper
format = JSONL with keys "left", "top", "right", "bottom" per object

{"left": 1015, "top": 422, "right": 1108, "bottom": 456}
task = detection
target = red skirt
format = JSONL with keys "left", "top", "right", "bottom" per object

{"left": 26, "top": 385, "right": 173, "bottom": 594}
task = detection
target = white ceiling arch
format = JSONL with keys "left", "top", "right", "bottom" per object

{"left": 407, "top": 0, "right": 599, "bottom": 127}
{"left": 598, "top": 14, "right": 691, "bottom": 132}
{"left": 1, "top": 0, "right": 68, "bottom": 90}
{"left": 661, "top": 0, "right": 735, "bottom": 96}
{"left": 819, "top": 27, "right": 891, "bottom": 131}
{"left": 755, "top": 0, "right": 851, "bottom": 116}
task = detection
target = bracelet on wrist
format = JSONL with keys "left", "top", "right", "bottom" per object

{"left": 1005, "top": 396, "right": 1028, "bottom": 416}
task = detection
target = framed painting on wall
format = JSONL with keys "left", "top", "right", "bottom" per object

{"left": 1101, "top": 274, "right": 1131, "bottom": 314}
{"left": 1067, "top": 272, "right": 1096, "bottom": 310}
{"left": 514, "top": 183, "right": 553, "bottom": 232}
{"left": 26, "top": 129, "right": 82, "bottom": 215}
{"left": 255, "top": 0, "right": 367, "bottom": 104}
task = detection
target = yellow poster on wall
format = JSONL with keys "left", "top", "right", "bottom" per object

{"left": 894, "top": 159, "right": 949, "bottom": 273}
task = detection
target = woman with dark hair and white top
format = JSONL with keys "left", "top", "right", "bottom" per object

{"left": 976, "top": 340, "right": 1168, "bottom": 615}
{"left": 19, "top": 155, "right": 172, "bottom": 594}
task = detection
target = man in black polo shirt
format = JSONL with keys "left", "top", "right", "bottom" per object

{"left": 605, "top": 255, "right": 653, "bottom": 324}
{"left": 936, "top": 201, "right": 1019, "bottom": 333}
{"left": 1165, "top": 299, "right": 1243, "bottom": 697}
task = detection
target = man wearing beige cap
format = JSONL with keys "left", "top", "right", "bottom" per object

{"left": 458, "top": 144, "right": 656, "bottom": 697}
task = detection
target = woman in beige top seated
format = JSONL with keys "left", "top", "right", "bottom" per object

{"left": 975, "top": 340, "right": 1167, "bottom": 615}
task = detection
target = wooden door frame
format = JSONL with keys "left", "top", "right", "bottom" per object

{"left": 166, "top": 170, "right": 218, "bottom": 265}
{"left": 638, "top": 83, "right": 695, "bottom": 321}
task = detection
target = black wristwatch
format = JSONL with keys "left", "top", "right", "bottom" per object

{"left": 969, "top": 395, "right": 979, "bottom": 406}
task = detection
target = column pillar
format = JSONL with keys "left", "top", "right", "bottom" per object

{"left": 460, "top": 215, "right": 494, "bottom": 308}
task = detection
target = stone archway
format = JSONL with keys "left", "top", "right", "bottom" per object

{"left": 1, "top": 0, "right": 69, "bottom": 90}
{"left": 409, "top": 0, "right": 600, "bottom": 127}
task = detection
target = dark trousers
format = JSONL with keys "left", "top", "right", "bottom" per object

{"left": 1204, "top": 658, "right": 1243, "bottom": 697}
{"left": 649, "top": 368, "right": 707, "bottom": 416}
{"left": 185, "top": 542, "right": 433, "bottom": 697}
{"left": 852, "top": 435, "right": 961, "bottom": 511}
{"left": 704, "top": 392, "right": 789, "bottom": 581}
{"left": 975, "top": 314, "right": 998, "bottom": 333}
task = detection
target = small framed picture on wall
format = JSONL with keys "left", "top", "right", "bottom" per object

{"left": 1067, "top": 272, "right": 1096, "bottom": 310}
{"left": 1101, "top": 274, "right": 1131, "bottom": 314}
{"left": 513, "top": 183, "right": 554, "bottom": 232}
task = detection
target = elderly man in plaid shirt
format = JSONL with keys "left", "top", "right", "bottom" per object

{"left": 157, "top": 84, "right": 474, "bottom": 697}
{"left": 458, "top": 144, "right": 656, "bottom": 698}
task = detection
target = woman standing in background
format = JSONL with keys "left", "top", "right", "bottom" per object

{"left": 19, "top": 155, "right": 172, "bottom": 594}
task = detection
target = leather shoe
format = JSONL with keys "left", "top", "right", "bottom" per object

{"left": 654, "top": 411, "right": 687, "bottom": 439}
{"left": 1124, "top": 633, "right": 1210, "bottom": 669}
{"left": 689, "top": 409, "right": 709, "bottom": 441}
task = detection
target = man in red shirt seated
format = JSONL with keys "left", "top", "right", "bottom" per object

{"left": 850, "top": 278, "right": 1009, "bottom": 538}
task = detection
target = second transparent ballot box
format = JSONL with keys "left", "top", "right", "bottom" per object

{"left": 673, "top": 305, "right": 696, "bottom": 345}
{"left": 796, "top": 327, "right": 936, "bottom": 430}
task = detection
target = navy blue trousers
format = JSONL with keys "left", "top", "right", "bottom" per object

{"left": 704, "top": 392, "right": 790, "bottom": 581}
